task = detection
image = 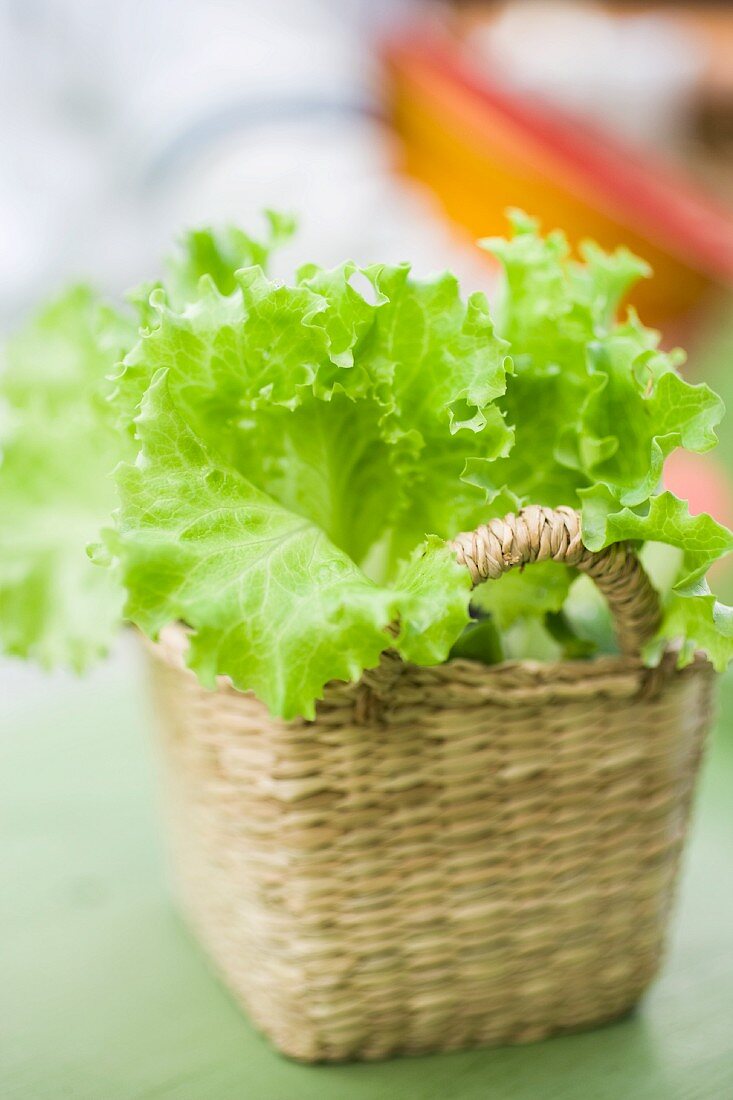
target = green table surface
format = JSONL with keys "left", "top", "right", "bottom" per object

{"left": 2, "top": 641, "right": 732, "bottom": 1100}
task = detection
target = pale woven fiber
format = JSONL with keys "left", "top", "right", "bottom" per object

{"left": 147, "top": 507, "right": 715, "bottom": 1062}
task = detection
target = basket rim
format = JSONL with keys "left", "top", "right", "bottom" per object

{"left": 146, "top": 623, "right": 713, "bottom": 718}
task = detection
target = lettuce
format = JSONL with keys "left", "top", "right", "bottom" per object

{"left": 474, "top": 214, "right": 733, "bottom": 664}
{"left": 109, "top": 257, "right": 510, "bottom": 716}
{"left": 110, "top": 369, "right": 470, "bottom": 718}
{"left": 0, "top": 219, "right": 293, "bottom": 673}
{"left": 0, "top": 288, "right": 132, "bottom": 668}
{"left": 4, "top": 212, "right": 733, "bottom": 714}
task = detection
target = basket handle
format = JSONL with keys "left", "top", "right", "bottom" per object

{"left": 451, "top": 505, "right": 661, "bottom": 658}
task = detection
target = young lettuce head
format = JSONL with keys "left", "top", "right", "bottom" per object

{"left": 0, "top": 215, "right": 292, "bottom": 673}
{"left": 3, "top": 212, "right": 732, "bottom": 717}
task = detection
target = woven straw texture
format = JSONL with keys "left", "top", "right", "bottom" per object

{"left": 147, "top": 507, "right": 715, "bottom": 1063}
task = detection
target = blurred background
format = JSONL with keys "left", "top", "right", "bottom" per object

{"left": 4, "top": 2, "right": 733, "bottom": 1095}
{"left": 5, "top": 0, "right": 733, "bottom": 306}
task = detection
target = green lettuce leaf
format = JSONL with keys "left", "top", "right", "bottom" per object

{"left": 110, "top": 371, "right": 470, "bottom": 718}
{"left": 0, "top": 288, "right": 132, "bottom": 668}
{"left": 479, "top": 213, "right": 722, "bottom": 514}
{"left": 580, "top": 486, "right": 733, "bottom": 591}
{"left": 580, "top": 485, "right": 733, "bottom": 669}
{"left": 449, "top": 615, "right": 504, "bottom": 665}
{"left": 165, "top": 211, "right": 296, "bottom": 303}
{"left": 567, "top": 338, "right": 723, "bottom": 506}
{"left": 476, "top": 213, "right": 650, "bottom": 515}
{"left": 474, "top": 561, "right": 573, "bottom": 629}
{"left": 113, "top": 259, "right": 512, "bottom": 581}
{"left": 127, "top": 211, "right": 296, "bottom": 326}
{"left": 473, "top": 213, "right": 732, "bottom": 664}
{"left": 650, "top": 589, "right": 733, "bottom": 672}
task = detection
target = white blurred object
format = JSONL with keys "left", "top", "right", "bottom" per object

{"left": 143, "top": 114, "right": 489, "bottom": 285}
{"left": 468, "top": 0, "right": 704, "bottom": 151}
{"left": 1, "top": 0, "right": 494, "bottom": 325}
{"left": 123, "top": 0, "right": 486, "bottom": 283}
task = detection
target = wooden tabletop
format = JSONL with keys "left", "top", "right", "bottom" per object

{"left": 2, "top": 639, "right": 732, "bottom": 1099}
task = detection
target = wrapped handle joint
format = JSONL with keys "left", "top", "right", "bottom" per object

{"left": 451, "top": 505, "right": 661, "bottom": 658}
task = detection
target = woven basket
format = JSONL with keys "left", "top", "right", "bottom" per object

{"left": 147, "top": 506, "right": 715, "bottom": 1063}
